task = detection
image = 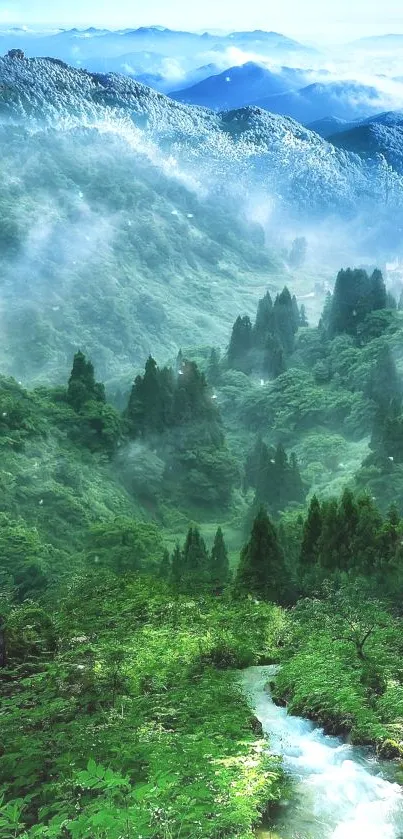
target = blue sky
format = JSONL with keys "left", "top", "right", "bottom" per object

{"left": 1, "top": 0, "right": 403, "bottom": 40}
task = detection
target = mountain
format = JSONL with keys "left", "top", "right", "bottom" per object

{"left": 225, "top": 30, "right": 316, "bottom": 53}
{"left": 352, "top": 34, "right": 403, "bottom": 50}
{"left": 329, "top": 112, "right": 403, "bottom": 174}
{"left": 253, "top": 80, "right": 395, "bottom": 123}
{"left": 0, "top": 54, "right": 402, "bottom": 383}
{"left": 307, "top": 116, "right": 357, "bottom": 138}
{"left": 170, "top": 62, "right": 306, "bottom": 110}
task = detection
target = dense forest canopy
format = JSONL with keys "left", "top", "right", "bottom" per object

{"left": 2, "top": 258, "right": 403, "bottom": 836}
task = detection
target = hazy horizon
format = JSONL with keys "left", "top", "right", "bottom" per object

{"left": 1, "top": 0, "right": 403, "bottom": 43}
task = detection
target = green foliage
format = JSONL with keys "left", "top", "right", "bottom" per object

{"left": 234, "top": 508, "right": 287, "bottom": 603}
{"left": 1, "top": 575, "right": 285, "bottom": 838}
{"left": 328, "top": 268, "right": 387, "bottom": 339}
{"left": 274, "top": 582, "right": 403, "bottom": 747}
{"left": 87, "top": 517, "right": 162, "bottom": 574}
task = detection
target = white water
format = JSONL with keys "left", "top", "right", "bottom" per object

{"left": 241, "top": 666, "right": 403, "bottom": 839}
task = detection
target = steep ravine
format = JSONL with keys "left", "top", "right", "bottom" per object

{"left": 241, "top": 666, "right": 403, "bottom": 838}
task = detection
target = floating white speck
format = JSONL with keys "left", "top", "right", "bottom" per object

{"left": 78, "top": 191, "right": 84, "bottom": 199}
{"left": 388, "top": 456, "right": 394, "bottom": 461}
{"left": 212, "top": 394, "right": 217, "bottom": 400}
{"left": 178, "top": 370, "right": 184, "bottom": 375}
{"left": 2, "top": 412, "right": 7, "bottom": 417}
{"left": 270, "top": 459, "right": 275, "bottom": 464}
{"left": 52, "top": 306, "right": 60, "bottom": 311}
{"left": 39, "top": 499, "right": 44, "bottom": 506}
{"left": 260, "top": 379, "right": 265, "bottom": 386}
{"left": 225, "top": 76, "right": 231, "bottom": 82}
{"left": 171, "top": 210, "right": 179, "bottom": 216}
{"left": 187, "top": 213, "right": 194, "bottom": 218}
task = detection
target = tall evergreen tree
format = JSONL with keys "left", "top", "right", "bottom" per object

{"left": 253, "top": 291, "right": 273, "bottom": 350}
{"left": 207, "top": 348, "right": 222, "bottom": 386}
{"left": 370, "top": 269, "right": 387, "bottom": 311}
{"left": 159, "top": 549, "right": 171, "bottom": 580}
{"left": 234, "top": 508, "right": 286, "bottom": 602}
{"left": 273, "top": 287, "right": 297, "bottom": 354}
{"left": 181, "top": 527, "right": 210, "bottom": 591}
{"left": 264, "top": 334, "right": 286, "bottom": 379}
{"left": 210, "top": 527, "right": 230, "bottom": 594}
{"left": 328, "top": 268, "right": 386, "bottom": 339}
{"left": 368, "top": 344, "right": 402, "bottom": 414}
{"left": 67, "top": 351, "right": 105, "bottom": 412}
{"left": 227, "top": 315, "right": 253, "bottom": 373}
{"left": 299, "top": 304, "right": 309, "bottom": 327}
{"left": 170, "top": 544, "right": 183, "bottom": 587}
{"left": 300, "top": 495, "right": 322, "bottom": 568}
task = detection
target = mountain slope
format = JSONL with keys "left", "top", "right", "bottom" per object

{"left": 254, "top": 81, "right": 395, "bottom": 124}
{"left": 329, "top": 115, "right": 403, "bottom": 174}
{"left": 171, "top": 62, "right": 306, "bottom": 110}
{"left": 0, "top": 55, "right": 402, "bottom": 383}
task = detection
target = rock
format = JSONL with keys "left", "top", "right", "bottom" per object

{"left": 250, "top": 715, "right": 264, "bottom": 736}
{"left": 377, "top": 739, "right": 403, "bottom": 760}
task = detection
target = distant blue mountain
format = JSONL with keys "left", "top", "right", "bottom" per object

{"left": 253, "top": 81, "right": 392, "bottom": 124}
{"left": 171, "top": 62, "right": 307, "bottom": 111}
{"left": 329, "top": 111, "right": 403, "bottom": 174}
{"left": 307, "top": 116, "right": 356, "bottom": 138}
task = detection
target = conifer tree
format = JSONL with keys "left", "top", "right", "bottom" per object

{"left": 291, "top": 295, "right": 300, "bottom": 332}
{"left": 210, "top": 527, "right": 230, "bottom": 594}
{"left": 368, "top": 344, "right": 402, "bottom": 414}
{"left": 288, "top": 453, "right": 306, "bottom": 503}
{"left": 300, "top": 495, "right": 322, "bottom": 568}
{"left": 273, "top": 287, "right": 297, "bottom": 354}
{"left": 234, "top": 508, "right": 286, "bottom": 602}
{"left": 170, "top": 544, "right": 183, "bottom": 587}
{"left": 264, "top": 334, "right": 286, "bottom": 379}
{"left": 67, "top": 351, "right": 105, "bottom": 412}
{"left": 299, "top": 304, "right": 309, "bottom": 327}
{"left": 370, "top": 269, "right": 387, "bottom": 311}
{"left": 207, "top": 348, "right": 222, "bottom": 386}
{"left": 159, "top": 549, "right": 171, "bottom": 580}
{"left": 181, "top": 527, "right": 210, "bottom": 591}
{"left": 227, "top": 315, "right": 253, "bottom": 373}
{"left": 253, "top": 291, "right": 273, "bottom": 350}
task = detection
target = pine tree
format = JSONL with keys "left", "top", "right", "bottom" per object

{"left": 126, "top": 356, "right": 165, "bottom": 437}
{"left": 253, "top": 291, "right": 273, "bottom": 350}
{"left": 273, "top": 288, "right": 297, "bottom": 354}
{"left": 300, "top": 495, "right": 322, "bottom": 568}
{"left": 319, "top": 291, "right": 332, "bottom": 333}
{"left": 317, "top": 498, "right": 342, "bottom": 570}
{"left": 291, "top": 295, "right": 300, "bottom": 332}
{"left": 170, "top": 544, "right": 183, "bottom": 587}
{"left": 368, "top": 344, "right": 402, "bottom": 414}
{"left": 159, "top": 549, "right": 171, "bottom": 579}
{"left": 210, "top": 527, "right": 230, "bottom": 594}
{"left": 370, "top": 269, "right": 387, "bottom": 311}
{"left": 288, "top": 453, "right": 306, "bottom": 503}
{"left": 234, "top": 508, "right": 286, "bottom": 602}
{"left": 299, "top": 304, "right": 309, "bottom": 327}
{"left": 207, "top": 348, "right": 222, "bottom": 386}
{"left": 227, "top": 315, "right": 253, "bottom": 373}
{"left": 67, "top": 351, "right": 105, "bottom": 412}
{"left": 181, "top": 527, "right": 210, "bottom": 591}
{"left": 328, "top": 268, "right": 386, "bottom": 339}
{"left": 264, "top": 334, "right": 286, "bottom": 379}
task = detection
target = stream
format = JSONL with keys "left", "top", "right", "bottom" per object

{"left": 240, "top": 666, "right": 403, "bottom": 839}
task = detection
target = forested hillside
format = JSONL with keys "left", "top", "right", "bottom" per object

{"left": 2, "top": 260, "right": 403, "bottom": 836}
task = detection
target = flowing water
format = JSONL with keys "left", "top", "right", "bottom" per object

{"left": 240, "top": 666, "right": 403, "bottom": 839}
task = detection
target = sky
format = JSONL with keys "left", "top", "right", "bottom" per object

{"left": 1, "top": 0, "right": 403, "bottom": 41}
